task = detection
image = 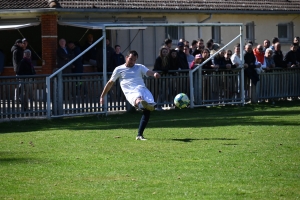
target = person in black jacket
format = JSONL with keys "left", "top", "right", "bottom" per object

{"left": 11, "top": 39, "right": 24, "bottom": 73}
{"left": 17, "top": 50, "right": 35, "bottom": 76}
{"left": 67, "top": 41, "right": 83, "bottom": 73}
{"left": 153, "top": 46, "right": 170, "bottom": 74}
{"left": 244, "top": 43, "right": 260, "bottom": 86}
{"left": 56, "top": 38, "right": 73, "bottom": 73}
{"left": 168, "top": 49, "right": 180, "bottom": 72}
{"left": 283, "top": 43, "right": 300, "bottom": 68}
{"left": 83, "top": 34, "right": 97, "bottom": 68}
{"left": 17, "top": 49, "right": 36, "bottom": 111}
{"left": 272, "top": 42, "right": 285, "bottom": 68}
{"left": 96, "top": 39, "right": 115, "bottom": 72}
{"left": 111, "top": 45, "right": 125, "bottom": 72}
{"left": 176, "top": 42, "right": 189, "bottom": 70}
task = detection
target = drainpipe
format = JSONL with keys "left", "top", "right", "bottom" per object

{"left": 198, "top": 14, "right": 212, "bottom": 38}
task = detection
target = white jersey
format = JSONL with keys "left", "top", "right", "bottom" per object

{"left": 110, "top": 64, "right": 155, "bottom": 106}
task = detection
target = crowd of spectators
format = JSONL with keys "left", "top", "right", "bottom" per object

{"left": 55, "top": 35, "right": 124, "bottom": 74}
{"left": 153, "top": 36, "right": 300, "bottom": 85}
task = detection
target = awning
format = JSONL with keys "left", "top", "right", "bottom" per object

{"left": 0, "top": 22, "right": 40, "bottom": 30}
{"left": 58, "top": 21, "right": 147, "bottom": 30}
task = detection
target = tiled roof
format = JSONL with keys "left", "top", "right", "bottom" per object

{"left": 1, "top": 0, "right": 300, "bottom": 12}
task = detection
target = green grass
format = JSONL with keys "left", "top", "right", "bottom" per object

{"left": 1, "top": 101, "right": 300, "bottom": 199}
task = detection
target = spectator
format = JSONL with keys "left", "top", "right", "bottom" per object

{"left": 224, "top": 49, "right": 235, "bottom": 69}
{"left": 263, "top": 39, "right": 270, "bottom": 52}
{"left": 22, "top": 38, "right": 28, "bottom": 50}
{"left": 153, "top": 47, "right": 170, "bottom": 110}
{"left": 262, "top": 49, "right": 275, "bottom": 72}
{"left": 247, "top": 40, "right": 253, "bottom": 46}
{"left": 189, "top": 54, "right": 202, "bottom": 70}
{"left": 192, "top": 38, "right": 204, "bottom": 56}
{"left": 294, "top": 36, "right": 300, "bottom": 45}
{"left": 21, "top": 38, "right": 39, "bottom": 61}
{"left": 0, "top": 49, "right": 4, "bottom": 74}
{"left": 272, "top": 42, "right": 285, "bottom": 68}
{"left": 206, "top": 41, "right": 216, "bottom": 56}
{"left": 96, "top": 39, "right": 115, "bottom": 72}
{"left": 67, "top": 41, "right": 83, "bottom": 73}
{"left": 56, "top": 38, "right": 72, "bottom": 73}
{"left": 294, "top": 37, "right": 300, "bottom": 62}
{"left": 106, "top": 39, "right": 115, "bottom": 71}
{"left": 169, "top": 49, "right": 180, "bottom": 71}
{"left": 176, "top": 42, "right": 189, "bottom": 70}
{"left": 11, "top": 39, "right": 24, "bottom": 73}
{"left": 208, "top": 39, "right": 220, "bottom": 51}
{"left": 201, "top": 48, "right": 218, "bottom": 71}
{"left": 213, "top": 50, "right": 228, "bottom": 69}
{"left": 111, "top": 45, "right": 125, "bottom": 72}
{"left": 231, "top": 44, "right": 243, "bottom": 68}
{"left": 190, "top": 40, "right": 198, "bottom": 55}
{"left": 17, "top": 49, "right": 36, "bottom": 111}
{"left": 268, "top": 37, "right": 279, "bottom": 53}
{"left": 244, "top": 43, "right": 260, "bottom": 85}
{"left": 83, "top": 34, "right": 97, "bottom": 68}
{"left": 184, "top": 45, "right": 194, "bottom": 66}
{"left": 283, "top": 43, "right": 300, "bottom": 68}
{"left": 253, "top": 44, "right": 264, "bottom": 65}
{"left": 17, "top": 49, "right": 35, "bottom": 76}
{"left": 153, "top": 46, "right": 170, "bottom": 74}
{"left": 164, "top": 38, "right": 172, "bottom": 50}
{"left": 184, "top": 40, "right": 190, "bottom": 48}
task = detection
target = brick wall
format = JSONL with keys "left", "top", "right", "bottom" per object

{"left": 41, "top": 14, "right": 57, "bottom": 74}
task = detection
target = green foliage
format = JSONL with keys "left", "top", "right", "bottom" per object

{"left": 0, "top": 101, "right": 300, "bottom": 199}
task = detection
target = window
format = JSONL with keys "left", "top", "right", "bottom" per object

{"left": 212, "top": 26, "right": 221, "bottom": 44}
{"left": 165, "top": 26, "right": 184, "bottom": 44}
{"left": 278, "top": 22, "right": 293, "bottom": 42}
{"left": 245, "top": 22, "right": 255, "bottom": 43}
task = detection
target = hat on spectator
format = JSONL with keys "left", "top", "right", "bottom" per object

{"left": 177, "top": 42, "right": 184, "bottom": 47}
{"left": 22, "top": 38, "right": 27, "bottom": 43}
{"left": 195, "top": 54, "right": 202, "bottom": 59}
{"left": 15, "top": 39, "right": 22, "bottom": 44}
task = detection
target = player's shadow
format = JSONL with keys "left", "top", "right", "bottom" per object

{"left": 171, "top": 138, "right": 237, "bottom": 143}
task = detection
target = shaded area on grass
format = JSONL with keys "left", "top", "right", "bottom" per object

{"left": 172, "top": 138, "right": 238, "bottom": 143}
{"left": 0, "top": 101, "right": 299, "bottom": 134}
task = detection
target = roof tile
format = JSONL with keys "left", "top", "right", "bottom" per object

{"left": 0, "top": 0, "right": 299, "bottom": 11}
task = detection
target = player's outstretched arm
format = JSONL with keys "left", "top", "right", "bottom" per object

{"left": 146, "top": 70, "right": 161, "bottom": 79}
{"left": 100, "top": 80, "right": 114, "bottom": 105}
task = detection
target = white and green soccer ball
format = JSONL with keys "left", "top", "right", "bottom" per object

{"left": 174, "top": 93, "right": 190, "bottom": 109}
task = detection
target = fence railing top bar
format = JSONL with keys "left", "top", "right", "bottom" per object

{"left": 0, "top": 74, "right": 50, "bottom": 79}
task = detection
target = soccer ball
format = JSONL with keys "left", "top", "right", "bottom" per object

{"left": 174, "top": 93, "right": 190, "bottom": 109}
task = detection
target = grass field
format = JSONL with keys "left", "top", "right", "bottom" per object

{"left": 0, "top": 101, "right": 300, "bottom": 199}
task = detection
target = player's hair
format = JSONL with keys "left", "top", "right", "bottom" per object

{"left": 127, "top": 50, "right": 138, "bottom": 58}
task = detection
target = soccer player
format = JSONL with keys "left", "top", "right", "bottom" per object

{"left": 100, "top": 50, "right": 161, "bottom": 140}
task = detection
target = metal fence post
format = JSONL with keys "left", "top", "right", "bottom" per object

{"left": 57, "top": 71, "right": 63, "bottom": 115}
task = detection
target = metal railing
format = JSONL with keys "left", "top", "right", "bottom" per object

{"left": 1, "top": 68, "right": 299, "bottom": 120}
